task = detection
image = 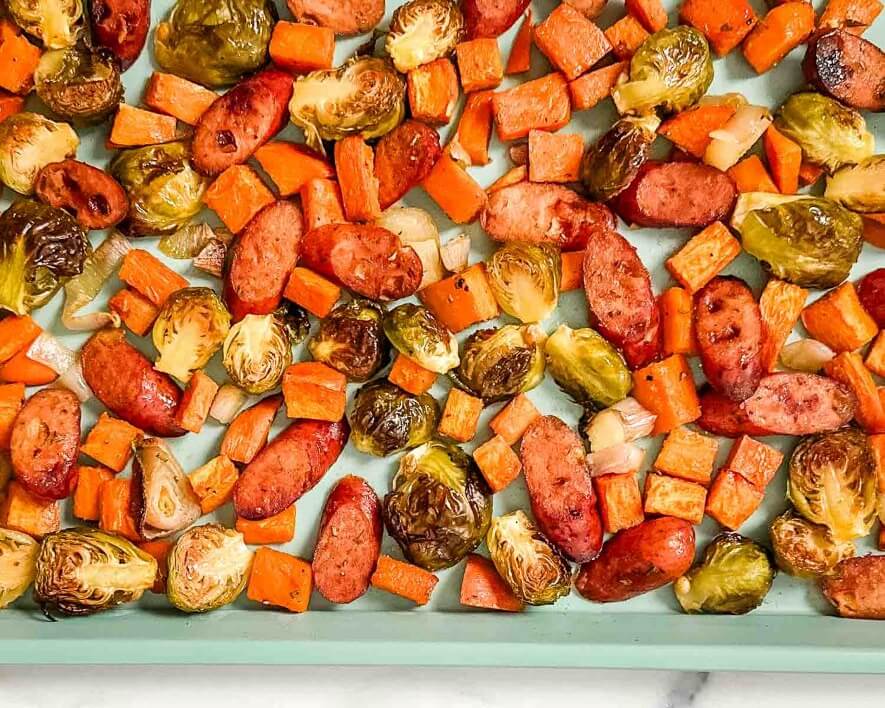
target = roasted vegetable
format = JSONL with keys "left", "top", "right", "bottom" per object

{"left": 674, "top": 533, "right": 775, "bottom": 615}
{"left": 581, "top": 116, "right": 659, "bottom": 202}
{"left": 825, "top": 156, "right": 885, "bottom": 214}
{"left": 383, "top": 304, "right": 459, "bottom": 374}
{"left": 6, "top": 0, "right": 83, "bottom": 48}
{"left": 612, "top": 26, "right": 713, "bottom": 116}
{"left": 222, "top": 313, "right": 291, "bottom": 394}
{"left": 787, "top": 428, "right": 877, "bottom": 542}
{"left": 166, "top": 524, "right": 253, "bottom": 613}
{"left": 769, "top": 509, "right": 855, "bottom": 579}
{"left": 486, "top": 243, "right": 561, "bottom": 324}
{"left": 774, "top": 92, "right": 874, "bottom": 173}
{"left": 581, "top": 397, "right": 657, "bottom": 450}
{"left": 308, "top": 299, "right": 388, "bottom": 382}
{"left": 0, "top": 528, "right": 38, "bottom": 608}
{"left": 34, "top": 43, "right": 123, "bottom": 124}
{"left": 34, "top": 528, "right": 157, "bottom": 616}
{"left": 0, "top": 200, "right": 90, "bottom": 316}
{"left": 384, "top": 440, "right": 492, "bottom": 571}
{"left": 374, "top": 207, "right": 444, "bottom": 289}
{"left": 349, "top": 380, "right": 439, "bottom": 457}
{"left": 486, "top": 510, "right": 572, "bottom": 606}
{"left": 154, "top": 0, "right": 276, "bottom": 88}
{"left": 273, "top": 301, "right": 309, "bottom": 346}
{"left": 0, "top": 113, "right": 79, "bottom": 195}
{"left": 386, "top": 0, "right": 465, "bottom": 73}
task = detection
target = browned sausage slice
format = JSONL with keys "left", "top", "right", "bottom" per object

{"left": 34, "top": 160, "right": 129, "bottom": 230}
{"left": 287, "top": 0, "right": 384, "bottom": 35}
{"left": 803, "top": 29, "right": 885, "bottom": 112}
{"left": 233, "top": 419, "right": 350, "bottom": 520}
{"left": 696, "top": 386, "right": 774, "bottom": 437}
{"left": 10, "top": 389, "right": 80, "bottom": 500}
{"left": 821, "top": 556, "right": 885, "bottom": 619}
{"left": 374, "top": 120, "right": 443, "bottom": 210}
{"left": 312, "top": 475, "right": 382, "bottom": 604}
{"left": 462, "top": 0, "right": 531, "bottom": 38}
{"left": 520, "top": 416, "right": 602, "bottom": 563}
{"left": 694, "top": 276, "right": 764, "bottom": 402}
{"left": 81, "top": 328, "right": 184, "bottom": 437}
{"left": 90, "top": 0, "right": 150, "bottom": 69}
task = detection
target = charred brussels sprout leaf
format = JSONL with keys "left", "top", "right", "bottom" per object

{"left": 6, "top": 0, "right": 83, "bottom": 48}
{"left": 0, "top": 200, "right": 90, "bottom": 316}
{"left": 674, "top": 533, "right": 775, "bottom": 615}
{"left": 612, "top": 26, "right": 713, "bottom": 116}
{"left": 0, "top": 113, "right": 79, "bottom": 195}
{"left": 154, "top": 0, "right": 276, "bottom": 88}
{"left": 582, "top": 116, "right": 659, "bottom": 201}
{"left": 166, "top": 524, "right": 253, "bottom": 613}
{"left": 386, "top": 0, "right": 465, "bottom": 73}
{"left": 787, "top": 428, "right": 876, "bottom": 542}
{"left": 824, "top": 156, "right": 885, "bottom": 214}
{"left": 35, "top": 43, "right": 123, "bottom": 124}
{"left": 384, "top": 441, "right": 492, "bottom": 571}
{"left": 308, "top": 299, "right": 388, "bottom": 382}
{"left": 384, "top": 303, "right": 459, "bottom": 374}
{"left": 34, "top": 528, "right": 157, "bottom": 616}
{"left": 0, "top": 528, "right": 38, "bottom": 608}
{"left": 769, "top": 509, "right": 855, "bottom": 579}
{"left": 132, "top": 438, "right": 202, "bottom": 540}
{"left": 486, "top": 510, "right": 572, "bottom": 606}
{"left": 222, "top": 313, "right": 292, "bottom": 394}
{"left": 349, "top": 380, "right": 439, "bottom": 457}
{"left": 289, "top": 57, "right": 406, "bottom": 153}
{"left": 486, "top": 243, "right": 561, "bottom": 324}
{"left": 273, "top": 301, "right": 310, "bottom": 345}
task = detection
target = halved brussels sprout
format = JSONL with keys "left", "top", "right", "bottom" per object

{"left": 6, "top": 0, "right": 83, "bottom": 48}
{"left": 0, "top": 113, "right": 79, "bottom": 195}
{"left": 774, "top": 92, "right": 874, "bottom": 173}
{"left": 769, "top": 509, "right": 855, "bottom": 579}
{"left": 486, "top": 510, "right": 572, "bottom": 606}
{"left": 110, "top": 141, "right": 209, "bottom": 236}
{"left": 674, "top": 533, "right": 775, "bottom": 615}
{"left": 35, "top": 43, "right": 123, "bottom": 124}
{"left": 825, "top": 156, "right": 885, "bottom": 214}
{"left": 0, "top": 528, "right": 38, "bottom": 609}
{"left": 34, "top": 528, "right": 157, "bottom": 616}
{"left": 384, "top": 440, "right": 492, "bottom": 571}
{"left": 0, "top": 200, "right": 90, "bottom": 316}
{"left": 451, "top": 325, "right": 546, "bottom": 403}
{"left": 131, "top": 438, "right": 202, "bottom": 541}
{"left": 581, "top": 116, "right": 660, "bottom": 202}
{"left": 486, "top": 243, "right": 561, "bottom": 324}
{"left": 222, "top": 313, "right": 292, "bottom": 394}
{"left": 386, "top": 0, "right": 465, "bottom": 73}
{"left": 289, "top": 57, "right": 406, "bottom": 153}
{"left": 384, "top": 303, "right": 459, "bottom": 374}
{"left": 273, "top": 301, "right": 310, "bottom": 345}
{"left": 544, "top": 324, "right": 632, "bottom": 408}
{"left": 154, "top": 0, "right": 276, "bottom": 88}
{"left": 166, "top": 524, "right": 253, "bottom": 613}
{"left": 787, "top": 428, "right": 877, "bottom": 542}
{"left": 308, "top": 299, "right": 388, "bottom": 382}
{"left": 349, "top": 380, "right": 439, "bottom": 457}
{"left": 152, "top": 287, "right": 231, "bottom": 383}
{"left": 612, "top": 26, "right": 713, "bottom": 116}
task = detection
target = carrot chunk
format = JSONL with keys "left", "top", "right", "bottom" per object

{"left": 492, "top": 73, "right": 571, "bottom": 142}
{"left": 567, "top": 61, "right": 628, "bottom": 111}
{"left": 489, "top": 393, "right": 540, "bottom": 445}
{"left": 460, "top": 554, "right": 523, "bottom": 611}
{"left": 98, "top": 477, "right": 140, "bottom": 542}
{"left": 679, "top": 0, "right": 758, "bottom": 55}
{"left": 0, "top": 315, "right": 41, "bottom": 365}
{"left": 370, "top": 554, "right": 438, "bottom": 605}
{"left": 866, "top": 331, "right": 885, "bottom": 378}
{"left": 237, "top": 505, "right": 296, "bottom": 544}
{"left": 0, "top": 480, "right": 59, "bottom": 539}
{"left": 221, "top": 395, "right": 282, "bottom": 465}
{"left": 189, "top": 455, "right": 239, "bottom": 514}
{"left": 528, "top": 129, "right": 584, "bottom": 183}
{"left": 632, "top": 354, "right": 701, "bottom": 435}
{"left": 407, "top": 58, "right": 459, "bottom": 125}
{"left": 742, "top": 3, "right": 815, "bottom": 73}
{"left": 176, "top": 370, "right": 219, "bottom": 434}
{"left": 665, "top": 221, "right": 741, "bottom": 293}
{"left": 247, "top": 546, "right": 312, "bottom": 612}
{"left": 705, "top": 469, "right": 764, "bottom": 530}
{"left": 534, "top": 4, "right": 611, "bottom": 80}
{"left": 73, "top": 466, "right": 114, "bottom": 522}
{"left": 560, "top": 250, "right": 584, "bottom": 291}
{"left": 108, "top": 287, "right": 161, "bottom": 336}
{"left": 825, "top": 352, "right": 885, "bottom": 433}
{"left": 473, "top": 435, "right": 522, "bottom": 493}
{"left": 388, "top": 354, "right": 438, "bottom": 396}
{"left": 724, "top": 435, "right": 783, "bottom": 489}
{"left": 643, "top": 473, "right": 707, "bottom": 525}
{"left": 254, "top": 141, "right": 334, "bottom": 197}
{"left": 282, "top": 362, "right": 347, "bottom": 422}
{"left": 451, "top": 90, "right": 494, "bottom": 166}
{"left": 759, "top": 279, "right": 808, "bottom": 371}
{"left": 437, "top": 388, "right": 484, "bottom": 442}
{"left": 283, "top": 266, "right": 341, "bottom": 318}
{"left": 80, "top": 412, "right": 143, "bottom": 473}
{"left": 334, "top": 136, "right": 381, "bottom": 222}
{"left": 456, "top": 38, "right": 504, "bottom": 92}
{"left": 604, "top": 15, "right": 650, "bottom": 60}
{"left": 0, "top": 383, "right": 24, "bottom": 451}
{"left": 654, "top": 426, "right": 719, "bottom": 486}
{"left": 661, "top": 287, "right": 696, "bottom": 356}
{"left": 727, "top": 155, "right": 779, "bottom": 193}
{"left": 203, "top": 165, "right": 275, "bottom": 234}
{"left": 818, "top": 0, "right": 882, "bottom": 32}
{"left": 658, "top": 104, "right": 737, "bottom": 158}
{"left": 143, "top": 72, "right": 217, "bottom": 125}
{"left": 118, "top": 249, "right": 189, "bottom": 307}
{"left": 505, "top": 10, "right": 533, "bottom": 74}
{"left": 626, "top": 0, "right": 668, "bottom": 32}
{"left": 109, "top": 104, "right": 178, "bottom": 147}
{"left": 269, "top": 21, "right": 334, "bottom": 74}
{"left": 593, "top": 472, "right": 644, "bottom": 533}
{"left": 763, "top": 125, "right": 802, "bottom": 194}
{"left": 138, "top": 539, "right": 172, "bottom": 593}
{"left": 801, "top": 282, "right": 878, "bottom": 352}
{"left": 421, "top": 152, "right": 487, "bottom": 224}
{"left": 0, "top": 25, "right": 41, "bottom": 94}
{"left": 301, "top": 178, "right": 347, "bottom": 229}
{"left": 418, "top": 263, "right": 499, "bottom": 332}
{"left": 0, "top": 347, "right": 57, "bottom": 386}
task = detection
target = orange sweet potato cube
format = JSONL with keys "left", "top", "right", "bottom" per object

{"left": 866, "top": 331, "right": 885, "bottom": 378}
{"left": 437, "top": 388, "right": 484, "bottom": 443}
{"left": 282, "top": 362, "right": 347, "bottom": 421}
{"left": 284, "top": 267, "right": 341, "bottom": 318}
{"left": 388, "top": 354, "right": 437, "bottom": 396}
{"left": 568, "top": 61, "right": 628, "bottom": 111}
{"left": 176, "top": 370, "right": 219, "bottom": 434}
{"left": 203, "top": 165, "right": 275, "bottom": 234}
{"left": 528, "top": 129, "right": 584, "bottom": 183}
{"left": 653, "top": 426, "right": 719, "bottom": 486}
{"left": 801, "top": 282, "right": 879, "bottom": 352}
{"left": 80, "top": 413, "right": 143, "bottom": 473}
{"left": 473, "top": 435, "right": 522, "bottom": 492}
{"left": 73, "top": 465, "right": 115, "bottom": 521}
{"left": 723, "top": 435, "right": 783, "bottom": 489}
{"left": 534, "top": 4, "right": 611, "bottom": 80}
{"left": 236, "top": 505, "right": 296, "bottom": 544}
{"left": 189, "top": 455, "right": 239, "bottom": 514}
{"left": 489, "top": 393, "right": 540, "bottom": 445}
{"left": 705, "top": 469, "right": 764, "bottom": 530}
{"left": 643, "top": 473, "right": 707, "bottom": 525}
{"left": 247, "top": 547, "right": 312, "bottom": 612}
{"left": 492, "top": 73, "right": 571, "bottom": 142}
{"left": 98, "top": 477, "right": 140, "bottom": 542}
{"left": 604, "top": 15, "right": 650, "bottom": 60}
{"left": 593, "top": 472, "right": 644, "bottom": 533}
{"left": 560, "top": 250, "right": 584, "bottom": 292}
{"left": 269, "top": 20, "right": 334, "bottom": 74}
{"left": 0, "top": 480, "right": 59, "bottom": 538}
{"left": 108, "top": 287, "right": 160, "bottom": 336}
{"left": 455, "top": 38, "right": 504, "bottom": 93}
{"left": 665, "top": 221, "right": 742, "bottom": 293}
{"left": 459, "top": 553, "right": 523, "bottom": 612}
{"left": 407, "top": 58, "right": 459, "bottom": 125}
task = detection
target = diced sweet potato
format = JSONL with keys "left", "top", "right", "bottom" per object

{"left": 705, "top": 469, "right": 764, "bottom": 530}
{"left": 489, "top": 393, "right": 540, "bottom": 445}
{"left": 437, "top": 388, "right": 484, "bottom": 442}
{"left": 653, "top": 426, "right": 719, "bottom": 486}
{"left": 473, "top": 435, "right": 522, "bottom": 492}
{"left": 593, "top": 472, "right": 644, "bottom": 533}
{"left": 723, "top": 435, "right": 783, "bottom": 489}
{"left": 643, "top": 472, "right": 707, "bottom": 525}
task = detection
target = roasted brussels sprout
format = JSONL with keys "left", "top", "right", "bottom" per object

{"left": 774, "top": 93, "right": 874, "bottom": 173}
{"left": 0, "top": 528, "right": 38, "bottom": 608}
{"left": 769, "top": 509, "right": 855, "bottom": 579}
{"left": 544, "top": 324, "right": 632, "bottom": 408}
{"left": 0, "top": 200, "right": 90, "bottom": 316}
{"left": 6, "top": 0, "right": 83, "bottom": 48}
{"left": 486, "top": 510, "right": 572, "bottom": 606}
{"left": 612, "top": 26, "right": 713, "bottom": 116}
{"left": 308, "top": 299, "right": 388, "bottom": 382}
{"left": 674, "top": 533, "right": 775, "bottom": 615}
{"left": 34, "top": 528, "right": 157, "bottom": 616}
{"left": 110, "top": 141, "right": 209, "bottom": 236}
{"left": 486, "top": 243, "right": 561, "bottom": 324}
{"left": 384, "top": 304, "right": 459, "bottom": 374}
{"left": 154, "top": 0, "right": 276, "bottom": 88}
{"left": 787, "top": 428, "right": 877, "bottom": 542}
{"left": 35, "top": 43, "right": 123, "bottom": 124}
{"left": 273, "top": 301, "right": 310, "bottom": 345}
{"left": 825, "top": 156, "right": 885, "bottom": 214}
{"left": 384, "top": 441, "right": 492, "bottom": 571}
{"left": 222, "top": 313, "right": 291, "bottom": 394}
{"left": 735, "top": 195, "right": 863, "bottom": 289}
{"left": 166, "top": 524, "right": 253, "bottom": 613}
{"left": 289, "top": 57, "right": 406, "bottom": 153}
{"left": 349, "top": 380, "right": 439, "bottom": 457}
{"left": 386, "top": 0, "right": 465, "bottom": 73}
{"left": 581, "top": 116, "right": 660, "bottom": 201}
{"left": 0, "top": 113, "right": 79, "bottom": 195}
{"left": 451, "top": 325, "right": 546, "bottom": 403}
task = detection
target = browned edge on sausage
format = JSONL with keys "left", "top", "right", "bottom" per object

{"left": 803, "top": 29, "right": 885, "bottom": 112}
{"left": 34, "top": 160, "right": 129, "bottom": 230}
{"left": 374, "top": 120, "right": 443, "bottom": 210}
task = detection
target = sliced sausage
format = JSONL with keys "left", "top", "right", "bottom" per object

{"left": 462, "top": 0, "right": 531, "bottom": 38}
{"left": 857, "top": 268, "right": 885, "bottom": 327}
{"left": 821, "top": 556, "right": 885, "bottom": 619}
{"left": 287, "top": 0, "right": 384, "bottom": 35}
{"left": 233, "top": 419, "right": 350, "bottom": 520}
{"left": 520, "top": 416, "right": 602, "bottom": 563}
{"left": 575, "top": 517, "right": 695, "bottom": 603}
{"left": 192, "top": 70, "right": 293, "bottom": 177}
{"left": 10, "top": 389, "right": 80, "bottom": 500}
{"left": 34, "top": 160, "right": 129, "bottom": 230}
{"left": 481, "top": 182, "right": 616, "bottom": 251}
{"left": 611, "top": 161, "right": 738, "bottom": 228}
{"left": 90, "top": 0, "right": 150, "bottom": 69}
{"left": 695, "top": 386, "right": 774, "bottom": 437}
{"left": 312, "top": 475, "right": 382, "bottom": 604}
{"left": 223, "top": 200, "right": 304, "bottom": 322}
{"left": 694, "top": 276, "right": 764, "bottom": 402}
{"left": 803, "top": 29, "right": 885, "bottom": 112}
{"left": 298, "top": 223, "right": 423, "bottom": 301}
{"left": 81, "top": 328, "right": 184, "bottom": 438}
{"left": 374, "top": 120, "right": 443, "bottom": 209}
{"left": 582, "top": 229, "right": 661, "bottom": 369}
